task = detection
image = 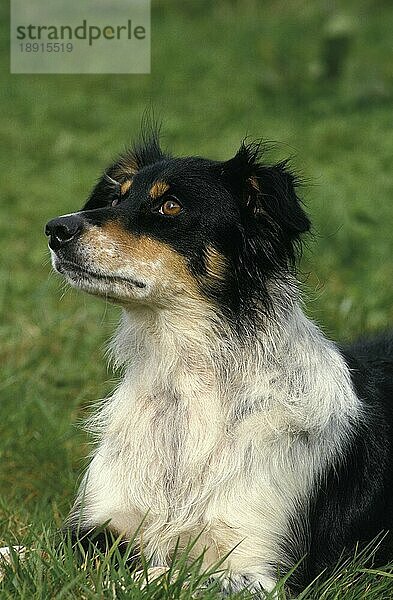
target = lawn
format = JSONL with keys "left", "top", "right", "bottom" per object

{"left": 1, "top": 0, "right": 393, "bottom": 597}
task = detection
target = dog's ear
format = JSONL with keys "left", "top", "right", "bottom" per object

{"left": 223, "top": 141, "right": 310, "bottom": 237}
{"left": 222, "top": 141, "right": 310, "bottom": 264}
{"left": 117, "top": 121, "right": 165, "bottom": 177}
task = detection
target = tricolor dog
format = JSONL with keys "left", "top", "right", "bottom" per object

{"left": 45, "top": 128, "right": 393, "bottom": 594}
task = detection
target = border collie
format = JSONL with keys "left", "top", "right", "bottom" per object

{"left": 44, "top": 127, "right": 393, "bottom": 595}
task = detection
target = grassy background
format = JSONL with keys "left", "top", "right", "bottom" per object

{"left": 1, "top": 0, "right": 393, "bottom": 597}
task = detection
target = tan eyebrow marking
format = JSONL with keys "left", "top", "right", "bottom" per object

{"left": 150, "top": 181, "right": 170, "bottom": 199}
{"left": 120, "top": 180, "right": 132, "bottom": 195}
{"left": 114, "top": 156, "right": 139, "bottom": 179}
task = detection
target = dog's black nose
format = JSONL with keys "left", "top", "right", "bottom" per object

{"left": 45, "top": 214, "right": 84, "bottom": 251}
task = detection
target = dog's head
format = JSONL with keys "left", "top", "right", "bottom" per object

{"left": 46, "top": 128, "right": 310, "bottom": 322}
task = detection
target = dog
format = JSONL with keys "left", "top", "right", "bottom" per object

{"left": 45, "top": 127, "right": 393, "bottom": 594}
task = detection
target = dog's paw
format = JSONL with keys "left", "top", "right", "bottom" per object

{"left": 197, "top": 571, "right": 277, "bottom": 598}
{"left": 135, "top": 566, "right": 177, "bottom": 588}
{"left": 0, "top": 546, "right": 26, "bottom": 580}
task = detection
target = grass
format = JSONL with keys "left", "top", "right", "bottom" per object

{"left": 1, "top": 532, "right": 393, "bottom": 599}
{"left": 0, "top": 0, "right": 393, "bottom": 597}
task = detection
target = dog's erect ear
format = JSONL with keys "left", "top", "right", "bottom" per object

{"left": 221, "top": 140, "right": 261, "bottom": 189}
{"left": 82, "top": 120, "right": 165, "bottom": 211}
{"left": 222, "top": 141, "right": 310, "bottom": 263}
{"left": 117, "top": 121, "right": 165, "bottom": 177}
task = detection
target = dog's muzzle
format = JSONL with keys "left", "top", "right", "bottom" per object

{"left": 45, "top": 214, "right": 85, "bottom": 252}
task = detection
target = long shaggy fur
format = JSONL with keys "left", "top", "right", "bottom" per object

{"left": 45, "top": 127, "right": 393, "bottom": 594}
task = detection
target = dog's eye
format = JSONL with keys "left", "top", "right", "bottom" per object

{"left": 111, "top": 195, "right": 121, "bottom": 208}
{"left": 159, "top": 197, "right": 182, "bottom": 216}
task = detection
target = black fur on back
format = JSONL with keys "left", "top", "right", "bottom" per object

{"left": 287, "top": 332, "right": 393, "bottom": 591}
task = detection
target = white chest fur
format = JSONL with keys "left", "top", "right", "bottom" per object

{"left": 71, "top": 304, "right": 361, "bottom": 581}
